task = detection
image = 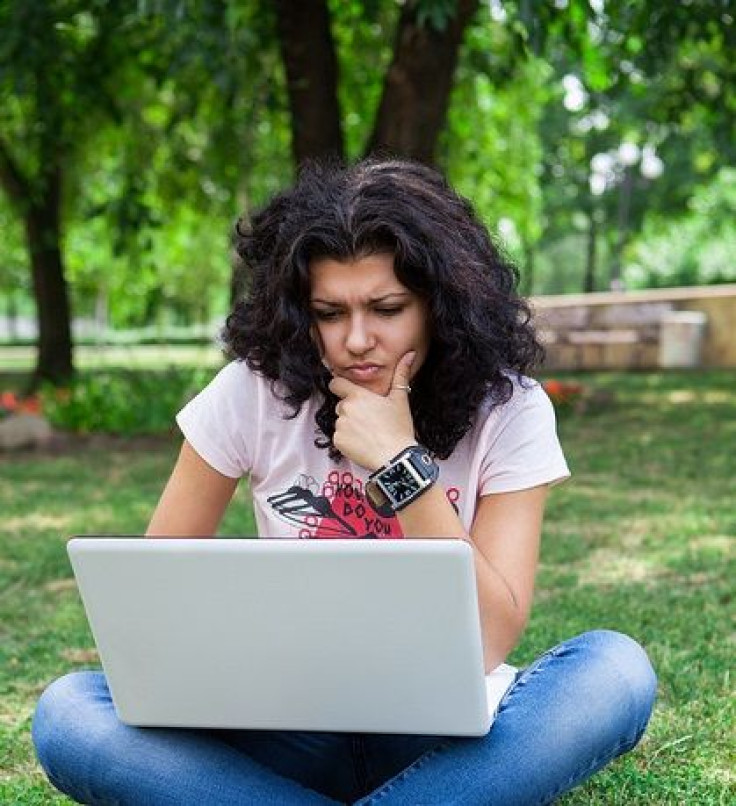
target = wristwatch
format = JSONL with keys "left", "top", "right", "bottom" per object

{"left": 365, "top": 445, "right": 439, "bottom": 513}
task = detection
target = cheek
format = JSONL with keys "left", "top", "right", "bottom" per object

{"left": 407, "top": 309, "right": 431, "bottom": 353}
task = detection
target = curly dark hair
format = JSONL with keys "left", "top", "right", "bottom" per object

{"left": 223, "top": 157, "right": 544, "bottom": 460}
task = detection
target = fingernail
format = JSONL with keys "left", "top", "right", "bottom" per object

{"left": 406, "top": 351, "right": 416, "bottom": 365}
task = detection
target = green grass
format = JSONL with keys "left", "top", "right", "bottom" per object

{"left": 0, "top": 344, "right": 223, "bottom": 374}
{"left": 1, "top": 370, "right": 734, "bottom": 804}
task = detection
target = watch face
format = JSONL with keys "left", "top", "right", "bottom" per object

{"left": 381, "top": 462, "right": 420, "bottom": 505}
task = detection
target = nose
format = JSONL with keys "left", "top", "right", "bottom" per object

{"left": 345, "top": 313, "right": 375, "bottom": 355}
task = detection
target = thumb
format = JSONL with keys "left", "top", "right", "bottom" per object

{"left": 389, "top": 351, "right": 416, "bottom": 397}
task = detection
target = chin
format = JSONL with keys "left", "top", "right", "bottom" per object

{"left": 360, "top": 378, "right": 390, "bottom": 396}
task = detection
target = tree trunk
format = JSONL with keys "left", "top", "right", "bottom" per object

{"left": 6, "top": 291, "right": 18, "bottom": 342}
{"left": 273, "top": 0, "right": 344, "bottom": 165}
{"left": 25, "top": 173, "right": 74, "bottom": 387}
{"left": 521, "top": 240, "right": 535, "bottom": 296}
{"left": 0, "top": 140, "right": 74, "bottom": 388}
{"left": 610, "top": 167, "right": 633, "bottom": 290}
{"left": 583, "top": 211, "right": 597, "bottom": 293}
{"left": 366, "top": 0, "right": 479, "bottom": 165}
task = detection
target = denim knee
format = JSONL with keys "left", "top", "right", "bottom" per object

{"left": 32, "top": 671, "right": 107, "bottom": 788}
{"left": 585, "top": 631, "right": 656, "bottom": 705}
{"left": 575, "top": 629, "right": 657, "bottom": 745}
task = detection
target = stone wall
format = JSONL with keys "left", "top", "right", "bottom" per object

{"left": 530, "top": 284, "right": 736, "bottom": 370}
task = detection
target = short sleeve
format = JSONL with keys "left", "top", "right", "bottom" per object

{"left": 478, "top": 381, "right": 570, "bottom": 496}
{"left": 176, "top": 361, "right": 257, "bottom": 478}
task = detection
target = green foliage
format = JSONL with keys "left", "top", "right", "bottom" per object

{"left": 0, "top": 0, "right": 293, "bottom": 340}
{"left": 54, "top": 1, "right": 291, "bottom": 329}
{"left": 0, "top": 1, "right": 151, "bottom": 195}
{"left": 40, "top": 366, "right": 217, "bottom": 435}
{"left": 67, "top": 204, "right": 234, "bottom": 328}
{"left": 444, "top": 16, "right": 548, "bottom": 252}
{"left": 0, "top": 196, "right": 29, "bottom": 335}
{"left": 415, "top": 0, "right": 458, "bottom": 33}
{"left": 625, "top": 168, "right": 736, "bottom": 288}
{"left": 528, "top": 1, "right": 736, "bottom": 293}
{"left": 2, "top": 0, "right": 736, "bottom": 339}
{"left": 330, "top": 0, "right": 396, "bottom": 160}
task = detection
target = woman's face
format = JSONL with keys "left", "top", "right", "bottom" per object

{"left": 309, "top": 253, "right": 430, "bottom": 396}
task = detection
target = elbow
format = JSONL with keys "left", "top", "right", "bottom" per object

{"left": 481, "top": 606, "right": 529, "bottom": 673}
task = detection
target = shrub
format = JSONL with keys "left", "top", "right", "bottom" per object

{"left": 40, "top": 367, "right": 217, "bottom": 435}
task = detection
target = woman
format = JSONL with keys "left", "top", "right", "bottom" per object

{"left": 33, "top": 158, "right": 656, "bottom": 804}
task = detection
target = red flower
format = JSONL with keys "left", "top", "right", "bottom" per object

{"left": 543, "top": 379, "right": 585, "bottom": 407}
{"left": 1, "top": 391, "right": 17, "bottom": 411}
{"left": 0, "top": 391, "right": 42, "bottom": 415}
{"left": 18, "top": 396, "right": 42, "bottom": 415}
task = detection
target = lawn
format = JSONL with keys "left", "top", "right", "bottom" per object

{"left": 0, "top": 370, "right": 734, "bottom": 804}
{"left": 0, "top": 344, "right": 223, "bottom": 374}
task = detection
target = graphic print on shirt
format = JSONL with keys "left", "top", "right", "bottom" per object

{"left": 267, "top": 471, "right": 461, "bottom": 539}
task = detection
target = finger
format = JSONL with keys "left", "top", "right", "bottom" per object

{"left": 329, "top": 375, "right": 362, "bottom": 400}
{"left": 388, "top": 351, "right": 416, "bottom": 398}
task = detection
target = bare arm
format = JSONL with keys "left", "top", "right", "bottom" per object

{"left": 396, "top": 483, "right": 548, "bottom": 672}
{"left": 146, "top": 440, "right": 240, "bottom": 537}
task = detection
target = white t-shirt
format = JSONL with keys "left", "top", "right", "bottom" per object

{"left": 177, "top": 360, "right": 570, "bottom": 539}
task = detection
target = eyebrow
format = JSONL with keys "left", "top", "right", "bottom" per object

{"left": 310, "top": 292, "right": 411, "bottom": 306}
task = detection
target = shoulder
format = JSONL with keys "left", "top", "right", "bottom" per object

{"left": 200, "top": 360, "right": 291, "bottom": 408}
{"left": 469, "top": 373, "right": 562, "bottom": 458}
{"left": 178, "top": 360, "right": 291, "bottom": 436}
{"left": 208, "top": 359, "right": 265, "bottom": 390}
{"left": 468, "top": 373, "right": 569, "bottom": 493}
{"left": 476, "top": 373, "right": 553, "bottom": 428}
{"left": 203, "top": 361, "right": 321, "bottom": 435}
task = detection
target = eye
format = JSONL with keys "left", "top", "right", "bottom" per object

{"left": 374, "top": 306, "right": 405, "bottom": 317}
{"left": 313, "top": 309, "right": 342, "bottom": 322}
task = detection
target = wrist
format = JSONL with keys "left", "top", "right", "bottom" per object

{"left": 370, "top": 439, "right": 417, "bottom": 473}
{"left": 365, "top": 444, "right": 439, "bottom": 513}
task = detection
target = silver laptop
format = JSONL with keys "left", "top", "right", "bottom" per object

{"left": 67, "top": 537, "right": 492, "bottom": 736}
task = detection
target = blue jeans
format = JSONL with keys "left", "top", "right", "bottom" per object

{"left": 32, "top": 630, "right": 656, "bottom": 805}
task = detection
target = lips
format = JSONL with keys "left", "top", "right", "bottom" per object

{"left": 344, "top": 364, "right": 382, "bottom": 382}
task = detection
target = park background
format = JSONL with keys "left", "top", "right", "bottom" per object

{"left": 1, "top": 1, "right": 734, "bottom": 803}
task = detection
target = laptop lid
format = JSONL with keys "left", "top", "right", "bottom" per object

{"left": 67, "top": 537, "right": 491, "bottom": 736}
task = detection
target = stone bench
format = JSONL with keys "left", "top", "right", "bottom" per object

{"left": 535, "top": 302, "right": 675, "bottom": 370}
